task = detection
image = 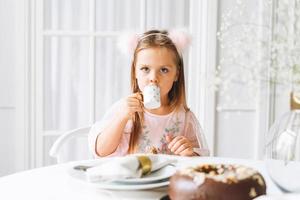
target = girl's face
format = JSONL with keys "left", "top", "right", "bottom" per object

{"left": 135, "top": 47, "right": 178, "bottom": 104}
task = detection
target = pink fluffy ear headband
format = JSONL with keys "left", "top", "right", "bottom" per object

{"left": 117, "top": 29, "right": 191, "bottom": 56}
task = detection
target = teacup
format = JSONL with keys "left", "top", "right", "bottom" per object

{"left": 143, "top": 84, "right": 161, "bottom": 109}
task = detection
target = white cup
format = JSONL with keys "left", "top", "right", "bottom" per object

{"left": 143, "top": 84, "right": 161, "bottom": 109}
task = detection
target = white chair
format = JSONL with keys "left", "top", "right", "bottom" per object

{"left": 49, "top": 126, "right": 94, "bottom": 163}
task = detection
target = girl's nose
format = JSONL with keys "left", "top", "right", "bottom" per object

{"left": 149, "top": 72, "right": 158, "bottom": 84}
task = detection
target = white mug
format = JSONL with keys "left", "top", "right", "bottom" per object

{"left": 143, "top": 84, "right": 161, "bottom": 109}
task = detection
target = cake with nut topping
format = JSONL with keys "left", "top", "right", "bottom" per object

{"left": 168, "top": 164, "right": 266, "bottom": 200}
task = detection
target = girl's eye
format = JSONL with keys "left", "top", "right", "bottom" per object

{"left": 160, "top": 68, "right": 169, "bottom": 73}
{"left": 140, "top": 67, "right": 150, "bottom": 73}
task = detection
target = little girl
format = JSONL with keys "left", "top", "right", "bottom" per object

{"left": 88, "top": 29, "right": 209, "bottom": 157}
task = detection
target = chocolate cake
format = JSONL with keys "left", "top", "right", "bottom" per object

{"left": 168, "top": 164, "right": 266, "bottom": 200}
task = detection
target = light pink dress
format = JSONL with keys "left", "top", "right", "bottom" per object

{"left": 88, "top": 99, "right": 210, "bottom": 157}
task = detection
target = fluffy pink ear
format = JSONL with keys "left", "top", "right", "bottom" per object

{"left": 168, "top": 29, "right": 192, "bottom": 53}
{"left": 117, "top": 32, "right": 140, "bottom": 55}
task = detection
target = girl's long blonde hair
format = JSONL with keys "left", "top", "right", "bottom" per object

{"left": 128, "top": 30, "right": 189, "bottom": 153}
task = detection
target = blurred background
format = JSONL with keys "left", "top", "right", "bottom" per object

{"left": 0, "top": 0, "right": 297, "bottom": 177}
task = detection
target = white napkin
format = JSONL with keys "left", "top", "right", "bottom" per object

{"left": 85, "top": 154, "right": 176, "bottom": 182}
{"left": 254, "top": 194, "right": 300, "bottom": 200}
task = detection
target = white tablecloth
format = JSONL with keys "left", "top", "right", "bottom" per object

{"left": 0, "top": 156, "right": 297, "bottom": 200}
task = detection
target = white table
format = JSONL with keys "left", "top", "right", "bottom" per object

{"left": 0, "top": 156, "right": 286, "bottom": 200}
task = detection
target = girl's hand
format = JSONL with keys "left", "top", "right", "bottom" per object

{"left": 166, "top": 135, "right": 195, "bottom": 156}
{"left": 121, "top": 93, "right": 143, "bottom": 120}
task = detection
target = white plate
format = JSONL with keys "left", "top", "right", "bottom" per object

{"left": 68, "top": 162, "right": 176, "bottom": 190}
{"left": 116, "top": 165, "right": 176, "bottom": 184}
{"left": 85, "top": 179, "right": 170, "bottom": 190}
{"left": 69, "top": 168, "right": 172, "bottom": 190}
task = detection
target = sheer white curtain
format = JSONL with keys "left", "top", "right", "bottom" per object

{"left": 44, "top": 37, "right": 90, "bottom": 130}
{"left": 43, "top": 0, "right": 190, "bottom": 165}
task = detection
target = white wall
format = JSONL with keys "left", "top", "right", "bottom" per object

{"left": 0, "top": 0, "right": 17, "bottom": 176}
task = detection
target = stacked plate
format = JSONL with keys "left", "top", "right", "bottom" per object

{"left": 68, "top": 159, "right": 177, "bottom": 190}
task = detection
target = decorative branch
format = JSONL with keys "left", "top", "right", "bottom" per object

{"left": 214, "top": 0, "right": 300, "bottom": 108}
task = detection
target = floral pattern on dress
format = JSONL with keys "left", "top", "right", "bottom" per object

{"left": 137, "top": 116, "right": 183, "bottom": 154}
{"left": 159, "top": 117, "right": 182, "bottom": 154}
{"left": 137, "top": 125, "right": 151, "bottom": 153}
{"left": 158, "top": 135, "right": 171, "bottom": 154}
{"left": 165, "top": 117, "right": 181, "bottom": 135}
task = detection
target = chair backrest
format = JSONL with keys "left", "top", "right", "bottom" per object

{"left": 49, "top": 126, "right": 93, "bottom": 163}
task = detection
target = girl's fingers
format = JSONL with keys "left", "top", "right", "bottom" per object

{"left": 129, "top": 107, "right": 143, "bottom": 113}
{"left": 127, "top": 97, "right": 143, "bottom": 109}
{"left": 127, "top": 96, "right": 140, "bottom": 103}
{"left": 128, "top": 93, "right": 143, "bottom": 102}
{"left": 170, "top": 138, "right": 186, "bottom": 152}
{"left": 168, "top": 136, "right": 194, "bottom": 155}
{"left": 174, "top": 143, "right": 190, "bottom": 154}
{"left": 127, "top": 101, "right": 141, "bottom": 107}
{"left": 134, "top": 92, "right": 143, "bottom": 101}
{"left": 168, "top": 136, "right": 184, "bottom": 150}
{"left": 122, "top": 94, "right": 144, "bottom": 119}
{"left": 127, "top": 93, "right": 141, "bottom": 100}
{"left": 179, "top": 148, "right": 194, "bottom": 156}
{"left": 133, "top": 93, "right": 144, "bottom": 108}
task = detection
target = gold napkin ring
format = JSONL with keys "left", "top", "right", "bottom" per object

{"left": 137, "top": 156, "right": 152, "bottom": 175}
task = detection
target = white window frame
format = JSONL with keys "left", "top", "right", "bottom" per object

{"left": 188, "top": 0, "right": 218, "bottom": 155}
{"left": 16, "top": 0, "right": 218, "bottom": 169}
